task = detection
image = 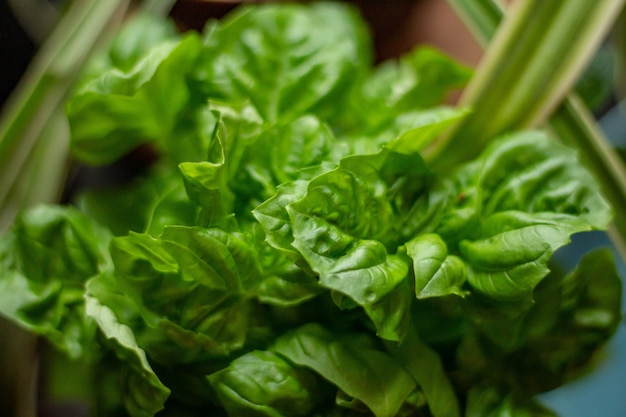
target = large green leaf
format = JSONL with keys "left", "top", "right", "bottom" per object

{"left": 340, "top": 46, "right": 471, "bottom": 134}
{"left": 272, "top": 323, "right": 416, "bottom": 417}
{"left": 194, "top": 2, "right": 369, "bottom": 124}
{"left": 105, "top": 226, "right": 262, "bottom": 363}
{"left": 434, "top": 132, "right": 612, "bottom": 302}
{"left": 68, "top": 33, "right": 203, "bottom": 165}
{"left": 460, "top": 211, "right": 591, "bottom": 301}
{"left": 0, "top": 205, "right": 111, "bottom": 357}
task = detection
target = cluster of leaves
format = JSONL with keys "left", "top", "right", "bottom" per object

{"left": 0, "top": 3, "right": 622, "bottom": 417}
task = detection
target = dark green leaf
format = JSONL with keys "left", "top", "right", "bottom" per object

{"left": 106, "top": 227, "right": 262, "bottom": 363}
{"left": 465, "top": 386, "right": 556, "bottom": 417}
{"left": 85, "top": 272, "right": 170, "bottom": 417}
{"left": 272, "top": 323, "right": 416, "bottom": 417}
{"left": 386, "top": 328, "right": 461, "bottom": 417}
{"left": 208, "top": 350, "right": 323, "bottom": 417}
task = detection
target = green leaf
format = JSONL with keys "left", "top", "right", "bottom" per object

{"left": 178, "top": 115, "right": 236, "bottom": 227}
{"left": 342, "top": 47, "right": 472, "bottom": 133}
{"left": 253, "top": 180, "right": 310, "bottom": 255}
{"left": 107, "top": 226, "right": 262, "bottom": 363}
{"left": 108, "top": 13, "right": 180, "bottom": 73}
{"left": 386, "top": 329, "right": 461, "bottom": 417}
{"left": 208, "top": 350, "right": 323, "bottom": 417}
{"left": 0, "top": 205, "right": 111, "bottom": 357}
{"left": 465, "top": 386, "right": 556, "bottom": 417}
{"left": 247, "top": 115, "right": 337, "bottom": 186}
{"left": 474, "top": 131, "right": 612, "bottom": 229}
{"left": 460, "top": 211, "right": 590, "bottom": 301}
{"left": 384, "top": 107, "right": 470, "bottom": 155}
{"left": 433, "top": 131, "right": 613, "bottom": 302}
{"left": 77, "top": 171, "right": 198, "bottom": 236}
{"left": 194, "top": 2, "right": 370, "bottom": 124}
{"left": 272, "top": 323, "right": 416, "bottom": 417}
{"left": 68, "top": 33, "right": 203, "bottom": 165}
{"left": 525, "top": 248, "right": 622, "bottom": 379}
{"left": 406, "top": 234, "right": 468, "bottom": 299}
{"left": 458, "top": 248, "right": 622, "bottom": 389}
{"left": 281, "top": 149, "right": 437, "bottom": 339}
{"left": 256, "top": 242, "right": 324, "bottom": 307}
{"left": 85, "top": 271, "right": 170, "bottom": 417}
{"left": 288, "top": 206, "right": 409, "bottom": 340}
{"left": 287, "top": 153, "right": 395, "bottom": 245}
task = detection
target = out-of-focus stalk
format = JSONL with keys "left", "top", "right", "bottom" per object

{"left": 0, "top": 2, "right": 133, "bottom": 416}
{"left": 0, "top": 0, "right": 132, "bottom": 231}
{"left": 430, "top": 0, "right": 625, "bottom": 165}
{"left": 442, "top": 0, "right": 626, "bottom": 259}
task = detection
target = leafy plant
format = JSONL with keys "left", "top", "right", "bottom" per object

{"left": 0, "top": 2, "right": 623, "bottom": 417}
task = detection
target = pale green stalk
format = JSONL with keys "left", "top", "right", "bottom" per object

{"left": 442, "top": 0, "right": 626, "bottom": 257}
{"left": 0, "top": 2, "right": 132, "bottom": 416}
{"left": 430, "top": 0, "right": 625, "bottom": 165}
{"left": 0, "top": 0, "right": 132, "bottom": 231}
{"left": 549, "top": 97, "right": 626, "bottom": 258}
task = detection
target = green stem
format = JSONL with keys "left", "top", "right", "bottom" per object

{"left": 0, "top": 0, "right": 132, "bottom": 230}
{"left": 430, "top": 0, "right": 625, "bottom": 166}
{"left": 442, "top": 0, "right": 626, "bottom": 258}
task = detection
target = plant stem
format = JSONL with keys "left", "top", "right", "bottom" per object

{"left": 442, "top": 0, "right": 626, "bottom": 259}
{"left": 0, "top": 0, "right": 132, "bottom": 231}
{"left": 0, "top": 2, "right": 132, "bottom": 416}
{"left": 431, "top": 0, "right": 625, "bottom": 166}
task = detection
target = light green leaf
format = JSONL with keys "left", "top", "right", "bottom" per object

{"left": 248, "top": 115, "right": 337, "bottom": 186}
{"left": 195, "top": 2, "right": 369, "bottom": 123}
{"left": 406, "top": 234, "right": 468, "bottom": 299}
{"left": 475, "top": 131, "right": 612, "bottom": 229}
{"left": 343, "top": 46, "right": 471, "bottom": 132}
{"left": 68, "top": 34, "right": 203, "bottom": 165}
{"left": 384, "top": 107, "right": 470, "bottom": 155}
{"left": 460, "top": 211, "right": 590, "bottom": 301}
{"left": 0, "top": 205, "right": 111, "bottom": 357}
{"left": 433, "top": 132, "right": 613, "bottom": 302}
{"left": 253, "top": 180, "right": 309, "bottom": 254}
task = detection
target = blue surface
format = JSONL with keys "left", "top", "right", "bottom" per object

{"left": 539, "top": 232, "right": 626, "bottom": 416}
